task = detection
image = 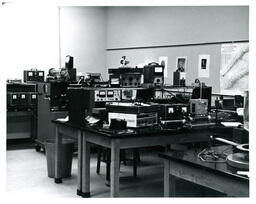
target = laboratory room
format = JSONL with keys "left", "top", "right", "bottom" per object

{"left": 4, "top": 3, "right": 250, "bottom": 198}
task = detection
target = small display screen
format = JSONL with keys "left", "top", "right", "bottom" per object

{"left": 21, "top": 94, "right": 26, "bottom": 99}
{"left": 28, "top": 72, "right": 33, "bottom": 76}
{"left": 182, "top": 107, "right": 187, "bottom": 112}
{"left": 107, "top": 90, "right": 114, "bottom": 97}
{"left": 12, "top": 95, "right": 17, "bottom": 99}
{"left": 111, "top": 78, "right": 120, "bottom": 85}
{"left": 38, "top": 72, "right": 43, "bottom": 76}
{"left": 99, "top": 91, "right": 106, "bottom": 97}
{"left": 155, "top": 67, "right": 163, "bottom": 73}
{"left": 168, "top": 107, "right": 174, "bottom": 113}
{"left": 32, "top": 94, "right": 37, "bottom": 99}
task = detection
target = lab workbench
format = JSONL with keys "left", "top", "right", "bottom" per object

{"left": 159, "top": 145, "right": 249, "bottom": 197}
{"left": 52, "top": 120, "right": 219, "bottom": 197}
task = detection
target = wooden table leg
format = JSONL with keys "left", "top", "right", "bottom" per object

{"left": 81, "top": 133, "right": 91, "bottom": 198}
{"left": 54, "top": 124, "right": 62, "bottom": 184}
{"left": 164, "top": 159, "right": 170, "bottom": 197}
{"left": 110, "top": 139, "right": 120, "bottom": 197}
{"left": 106, "top": 148, "right": 111, "bottom": 186}
{"left": 77, "top": 130, "right": 83, "bottom": 196}
{"left": 170, "top": 175, "right": 176, "bottom": 197}
{"left": 165, "top": 144, "right": 170, "bottom": 152}
{"left": 133, "top": 149, "right": 138, "bottom": 178}
{"left": 96, "top": 147, "right": 101, "bottom": 174}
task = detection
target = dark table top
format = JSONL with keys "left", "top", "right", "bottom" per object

{"left": 159, "top": 145, "right": 249, "bottom": 182}
{"left": 52, "top": 120, "right": 220, "bottom": 139}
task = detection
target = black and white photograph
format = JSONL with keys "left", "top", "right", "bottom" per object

{"left": 1, "top": 0, "right": 255, "bottom": 202}
{"left": 201, "top": 59, "right": 207, "bottom": 69}
{"left": 176, "top": 56, "right": 187, "bottom": 72}
{"left": 198, "top": 54, "right": 210, "bottom": 78}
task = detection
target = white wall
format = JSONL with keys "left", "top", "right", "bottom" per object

{"left": 106, "top": 44, "right": 222, "bottom": 93}
{"left": 105, "top": 6, "right": 249, "bottom": 93}
{"left": 2, "top": 4, "right": 59, "bottom": 80}
{"left": 106, "top": 6, "right": 249, "bottom": 49}
{"left": 59, "top": 7, "right": 107, "bottom": 79}
{"left": 2, "top": 5, "right": 107, "bottom": 81}
{"left": 3, "top": 5, "right": 249, "bottom": 90}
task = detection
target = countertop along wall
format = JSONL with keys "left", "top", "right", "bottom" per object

{"left": 105, "top": 6, "right": 249, "bottom": 93}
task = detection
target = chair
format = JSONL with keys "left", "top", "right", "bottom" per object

{"left": 96, "top": 146, "right": 140, "bottom": 186}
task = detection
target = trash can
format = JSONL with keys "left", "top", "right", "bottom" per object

{"left": 45, "top": 139, "right": 74, "bottom": 178}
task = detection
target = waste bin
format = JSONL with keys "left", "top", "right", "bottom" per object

{"left": 45, "top": 139, "right": 74, "bottom": 178}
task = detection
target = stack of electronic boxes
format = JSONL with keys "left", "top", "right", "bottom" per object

{"left": 143, "top": 63, "right": 164, "bottom": 87}
{"left": 67, "top": 87, "right": 158, "bottom": 126}
{"left": 189, "top": 86, "right": 212, "bottom": 117}
{"left": 7, "top": 82, "right": 37, "bottom": 111}
{"left": 35, "top": 81, "right": 70, "bottom": 151}
{"left": 108, "top": 67, "right": 143, "bottom": 87}
{"left": 108, "top": 65, "right": 164, "bottom": 101}
{"left": 106, "top": 102, "right": 160, "bottom": 128}
{"left": 67, "top": 87, "right": 122, "bottom": 125}
{"left": 108, "top": 63, "right": 164, "bottom": 88}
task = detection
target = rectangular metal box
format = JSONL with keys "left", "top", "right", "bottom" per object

{"left": 67, "top": 87, "right": 95, "bottom": 126}
{"left": 190, "top": 99, "right": 208, "bottom": 116}
{"left": 108, "top": 112, "right": 158, "bottom": 128}
{"left": 159, "top": 103, "right": 189, "bottom": 120}
{"left": 35, "top": 82, "right": 70, "bottom": 150}
{"left": 37, "top": 81, "right": 70, "bottom": 111}
{"left": 143, "top": 64, "right": 164, "bottom": 86}
{"left": 7, "top": 83, "right": 37, "bottom": 110}
{"left": 108, "top": 67, "right": 143, "bottom": 88}
{"left": 106, "top": 102, "right": 160, "bottom": 114}
{"left": 24, "top": 70, "right": 44, "bottom": 82}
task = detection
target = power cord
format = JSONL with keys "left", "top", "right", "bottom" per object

{"left": 197, "top": 147, "right": 232, "bottom": 163}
